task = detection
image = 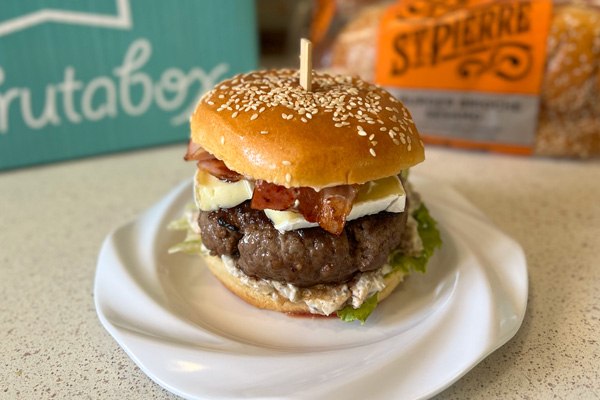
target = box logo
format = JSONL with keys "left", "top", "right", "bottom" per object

{"left": 0, "top": 0, "right": 257, "bottom": 170}
{"left": 0, "top": 0, "right": 132, "bottom": 36}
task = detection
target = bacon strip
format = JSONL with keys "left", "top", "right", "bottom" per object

{"left": 299, "top": 185, "right": 358, "bottom": 235}
{"left": 184, "top": 141, "right": 359, "bottom": 234}
{"left": 251, "top": 181, "right": 296, "bottom": 210}
{"left": 184, "top": 141, "right": 212, "bottom": 161}
{"left": 251, "top": 182, "right": 359, "bottom": 235}
{"left": 184, "top": 142, "right": 242, "bottom": 182}
{"left": 197, "top": 158, "right": 242, "bottom": 182}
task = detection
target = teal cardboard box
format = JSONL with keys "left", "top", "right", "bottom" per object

{"left": 0, "top": 0, "right": 257, "bottom": 170}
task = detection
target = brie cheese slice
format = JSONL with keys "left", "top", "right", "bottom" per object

{"left": 194, "top": 169, "right": 253, "bottom": 211}
{"left": 194, "top": 169, "right": 406, "bottom": 232}
{"left": 265, "top": 175, "right": 406, "bottom": 232}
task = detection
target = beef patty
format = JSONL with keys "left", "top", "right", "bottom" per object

{"left": 198, "top": 201, "right": 408, "bottom": 287}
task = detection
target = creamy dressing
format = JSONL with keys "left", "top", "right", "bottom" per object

{"left": 220, "top": 254, "right": 393, "bottom": 315}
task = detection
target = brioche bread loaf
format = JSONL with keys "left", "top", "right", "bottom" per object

{"left": 328, "top": 3, "right": 600, "bottom": 157}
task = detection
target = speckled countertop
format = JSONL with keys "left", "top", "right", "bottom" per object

{"left": 1, "top": 145, "right": 599, "bottom": 399}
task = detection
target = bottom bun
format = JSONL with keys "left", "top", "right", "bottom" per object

{"left": 202, "top": 253, "right": 406, "bottom": 316}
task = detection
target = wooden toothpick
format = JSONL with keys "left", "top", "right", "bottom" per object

{"left": 300, "top": 38, "right": 313, "bottom": 91}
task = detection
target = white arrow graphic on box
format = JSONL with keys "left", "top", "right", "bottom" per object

{"left": 0, "top": 0, "right": 131, "bottom": 37}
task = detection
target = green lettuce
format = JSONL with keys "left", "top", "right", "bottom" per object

{"left": 388, "top": 203, "right": 442, "bottom": 275}
{"left": 336, "top": 203, "right": 441, "bottom": 323}
{"left": 337, "top": 294, "right": 378, "bottom": 325}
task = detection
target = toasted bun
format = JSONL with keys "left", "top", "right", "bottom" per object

{"left": 191, "top": 69, "right": 424, "bottom": 188}
{"left": 329, "top": 4, "right": 600, "bottom": 158}
{"left": 202, "top": 253, "right": 406, "bottom": 316}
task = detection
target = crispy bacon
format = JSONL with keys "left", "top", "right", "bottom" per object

{"left": 251, "top": 182, "right": 359, "bottom": 235}
{"left": 184, "top": 141, "right": 242, "bottom": 182}
{"left": 184, "top": 141, "right": 212, "bottom": 161}
{"left": 251, "top": 181, "right": 296, "bottom": 210}
{"left": 298, "top": 185, "right": 358, "bottom": 235}
{"left": 197, "top": 158, "right": 242, "bottom": 182}
{"left": 184, "top": 141, "right": 359, "bottom": 234}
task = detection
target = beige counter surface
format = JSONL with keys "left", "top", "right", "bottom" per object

{"left": 1, "top": 144, "right": 599, "bottom": 399}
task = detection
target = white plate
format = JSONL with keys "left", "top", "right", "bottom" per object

{"left": 94, "top": 175, "right": 528, "bottom": 400}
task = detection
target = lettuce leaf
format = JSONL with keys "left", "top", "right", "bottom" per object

{"left": 336, "top": 294, "right": 378, "bottom": 324}
{"left": 337, "top": 203, "right": 441, "bottom": 323}
{"left": 388, "top": 203, "right": 442, "bottom": 274}
{"left": 167, "top": 214, "right": 203, "bottom": 255}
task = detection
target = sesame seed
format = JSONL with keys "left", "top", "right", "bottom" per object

{"left": 369, "top": 148, "right": 377, "bottom": 157}
{"left": 285, "top": 173, "right": 292, "bottom": 183}
{"left": 260, "top": 130, "right": 269, "bottom": 134}
{"left": 282, "top": 160, "right": 291, "bottom": 166}
{"left": 205, "top": 69, "right": 405, "bottom": 154}
{"left": 207, "top": 101, "right": 214, "bottom": 105}
{"left": 220, "top": 136, "right": 225, "bottom": 144}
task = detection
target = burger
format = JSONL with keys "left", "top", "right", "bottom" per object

{"left": 169, "top": 69, "right": 441, "bottom": 323}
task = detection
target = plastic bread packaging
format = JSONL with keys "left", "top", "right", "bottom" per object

{"left": 314, "top": 0, "right": 600, "bottom": 158}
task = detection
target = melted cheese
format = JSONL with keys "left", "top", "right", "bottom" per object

{"left": 194, "top": 169, "right": 253, "bottom": 211}
{"left": 194, "top": 170, "right": 406, "bottom": 231}
{"left": 265, "top": 176, "right": 405, "bottom": 231}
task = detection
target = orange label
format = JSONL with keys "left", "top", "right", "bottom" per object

{"left": 376, "top": 0, "right": 552, "bottom": 94}
{"left": 374, "top": 0, "right": 553, "bottom": 153}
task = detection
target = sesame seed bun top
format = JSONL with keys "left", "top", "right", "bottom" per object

{"left": 190, "top": 69, "right": 425, "bottom": 188}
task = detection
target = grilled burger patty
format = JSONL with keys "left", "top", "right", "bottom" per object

{"left": 198, "top": 201, "right": 409, "bottom": 287}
